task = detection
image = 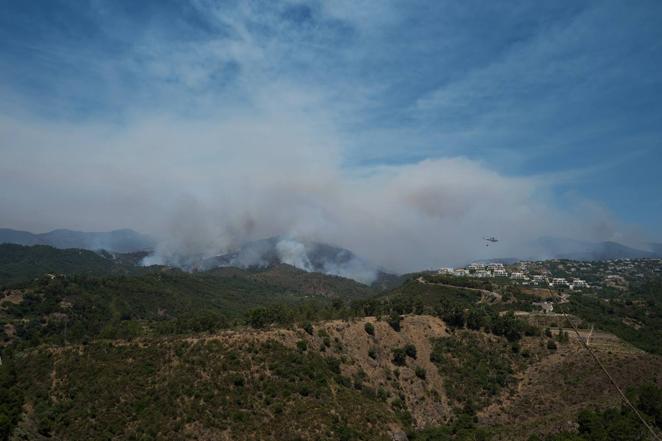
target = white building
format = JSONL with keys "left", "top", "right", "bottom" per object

{"left": 572, "top": 279, "right": 590, "bottom": 289}
{"left": 468, "top": 263, "right": 485, "bottom": 271}
{"left": 472, "top": 270, "right": 492, "bottom": 278}
{"left": 510, "top": 272, "right": 526, "bottom": 280}
{"left": 453, "top": 268, "right": 468, "bottom": 277}
{"left": 550, "top": 277, "right": 569, "bottom": 287}
{"left": 532, "top": 275, "right": 547, "bottom": 284}
{"left": 487, "top": 262, "right": 504, "bottom": 271}
{"left": 533, "top": 301, "right": 554, "bottom": 314}
{"left": 438, "top": 267, "right": 454, "bottom": 275}
{"left": 493, "top": 269, "right": 508, "bottom": 277}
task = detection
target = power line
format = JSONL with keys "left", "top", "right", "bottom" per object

{"left": 557, "top": 302, "right": 661, "bottom": 441}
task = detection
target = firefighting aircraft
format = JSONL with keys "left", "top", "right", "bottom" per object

{"left": 483, "top": 236, "right": 498, "bottom": 246}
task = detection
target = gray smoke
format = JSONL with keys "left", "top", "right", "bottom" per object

{"left": 142, "top": 235, "right": 380, "bottom": 284}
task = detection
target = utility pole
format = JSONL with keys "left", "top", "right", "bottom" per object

{"left": 586, "top": 324, "right": 594, "bottom": 347}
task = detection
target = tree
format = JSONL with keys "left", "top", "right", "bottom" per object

{"left": 404, "top": 344, "right": 417, "bottom": 359}
{"left": 444, "top": 308, "right": 466, "bottom": 329}
{"left": 636, "top": 384, "right": 662, "bottom": 428}
{"left": 392, "top": 348, "right": 406, "bottom": 366}
{"left": 388, "top": 313, "right": 402, "bottom": 332}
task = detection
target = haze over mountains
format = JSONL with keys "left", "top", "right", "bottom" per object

{"left": 535, "top": 236, "right": 662, "bottom": 261}
{"left": 0, "top": 228, "right": 154, "bottom": 253}
{"left": 2, "top": 228, "right": 661, "bottom": 285}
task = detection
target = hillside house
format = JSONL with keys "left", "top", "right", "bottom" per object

{"left": 551, "top": 278, "right": 569, "bottom": 287}
{"left": 533, "top": 301, "right": 554, "bottom": 314}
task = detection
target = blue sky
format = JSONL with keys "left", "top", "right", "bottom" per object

{"left": 1, "top": 0, "right": 661, "bottom": 268}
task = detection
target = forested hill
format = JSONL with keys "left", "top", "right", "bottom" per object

{"left": 0, "top": 244, "right": 146, "bottom": 287}
{"left": 0, "top": 251, "right": 379, "bottom": 349}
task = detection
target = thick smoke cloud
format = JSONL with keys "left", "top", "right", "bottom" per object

{"left": 0, "top": 109, "right": 643, "bottom": 277}
{"left": 0, "top": 1, "right": 651, "bottom": 280}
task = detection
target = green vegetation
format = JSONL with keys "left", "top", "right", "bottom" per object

{"left": 421, "top": 273, "right": 495, "bottom": 291}
{"left": 0, "top": 260, "right": 377, "bottom": 349}
{"left": 388, "top": 313, "right": 402, "bottom": 332}
{"left": 0, "top": 352, "right": 22, "bottom": 440}
{"left": 2, "top": 246, "right": 662, "bottom": 440}
{"left": 404, "top": 344, "right": 417, "bottom": 359}
{"left": 8, "top": 338, "right": 400, "bottom": 440}
{"left": 534, "top": 384, "right": 662, "bottom": 441}
{"left": 409, "top": 413, "right": 491, "bottom": 441}
{"left": 392, "top": 348, "right": 407, "bottom": 366}
{"left": 429, "top": 331, "right": 515, "bottom": 411}
{"left": 0, "top": 243, "right": 142, "bottom": 287}
{"left": 567, "top": 279, "right": 662, "bottom": 354}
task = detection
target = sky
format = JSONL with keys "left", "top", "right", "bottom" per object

{"left": 1, "top": 0, "right": 661, "bottom": 272}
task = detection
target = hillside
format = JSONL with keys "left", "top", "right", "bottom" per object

{"left": 4, "top": 315, "right": 662, "bottom": 440}
{"left": 0, "top": 262, "right": 378, "bottom": 349}
{"left": 198, "top": 236, "right": 385, "bottom": 285}
{"left": 1, "top": 249, "right": 661, "bottom": 440}
{"left": 0, "top": 244, "right": 143, "bottom": 287}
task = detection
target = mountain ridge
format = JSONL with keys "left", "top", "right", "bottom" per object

{"left": 0, "top": 227, "right": 155, "bottom": 253}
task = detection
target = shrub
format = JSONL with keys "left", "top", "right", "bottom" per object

{"left": 377, "top": 387, "right": 388, "bottom": 401}
{"left": 392, "top": 348, "right": 406, "bottom": 366}
{"left": 326, "top": 357, "right": 341, "bottom": 374}
{"left": 296, "top": 340, "right": 308, "bottom": 352}
{"left": 547, "top": 339, "right": 557, "bottom": 351}
{"left": 364, "top": 322, "right": 375, "bottom": 336}
{"left": 368, "top": 348, "right": 377, "bottom": 359}
{"left": 388, "top": 313, "right": 402, "bottom": 332}
{"left": 415, "top": 366, "right": 426, "bottom": 380}
{"left": 444, "top": 308, "right": 466, "bottom": 329}
{"left": 302, "top": 322, "right": 314, "bottom": 336}
{"left": 557, "top": 329, "right": 570, "bottom": 343}
{"left": 404, "top": 344, "right": 417, "bottom": 359}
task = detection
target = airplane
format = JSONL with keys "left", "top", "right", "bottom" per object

{"left": 483, "top": 236, "right": 498, "bottom": 243}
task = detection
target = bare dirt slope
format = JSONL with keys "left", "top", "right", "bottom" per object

{"left": 187, "top": 314, "right": 451, "bottom": 429}
{"left": 480, "top": 330, "right": 662, "bottom": 439}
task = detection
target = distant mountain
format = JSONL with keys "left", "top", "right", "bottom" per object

{"left": 0, "top": 228, "right": 155, "bottom": 253}
{"left": 536, "top": 237, "right": 660, "bottom": 260}
{"left": 649, "top": 243, "right": 662, "bottom": 255}
{"left": 198, "top": 237, "right": 385, "bottom": 285}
